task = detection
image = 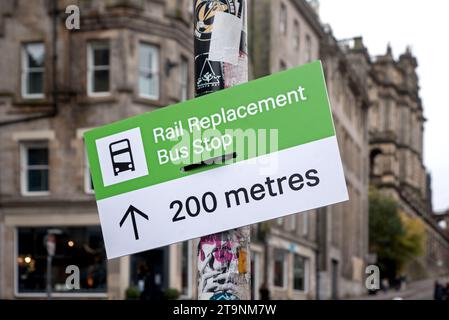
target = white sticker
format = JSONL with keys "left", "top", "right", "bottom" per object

{"left": 209, "top": 12, "right": 242, "bottom": 65}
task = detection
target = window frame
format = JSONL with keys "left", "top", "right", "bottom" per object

{"left": 87, "top": 41, "right": 111, "bottom": 97}
{"left": 138, "top": 42, "right": 160, "bottom": 100}
{"left": 20, "top": 141, "right": 50, "bottom": 196}
{"left": 305, "top": 34, "right": 312, "bottom": 63}
{"left": 293, "top": 254, "right": 309, "bottom": 293}
{"left": 273, "top": 249, "right": 287, "bottom": 289}
{"left": 21, "top": 42, "right": 45, "bottom": 99}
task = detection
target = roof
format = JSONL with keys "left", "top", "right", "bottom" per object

{"left": 292, "top": 0, "right": 325, "bottom": 38}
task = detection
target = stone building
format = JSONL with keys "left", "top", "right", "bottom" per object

{"left": 0, "top": 0, "right": 196, "bottom": 299}
{"left": 318, "top": 33, "right": 370, "bottom": 299}
{"left": 249, "top": 0, "right": 322, "bottom": 300}
{"left": 367, "top": 45, "right": 449, "bottom": 278}
{"left": 249, "top": 0, "right": 370, "bottom": 299}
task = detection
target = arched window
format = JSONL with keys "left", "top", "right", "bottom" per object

{"left": 369, "top": 149, "right": 383, "bottom": 177}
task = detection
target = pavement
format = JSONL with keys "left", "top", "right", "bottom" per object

{"left": 352, "top": 277, "right": 449, "bottom": 300}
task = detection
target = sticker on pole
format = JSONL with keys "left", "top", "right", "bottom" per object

{"left": 84, "top": 61, "right": 348, "bottom": 259}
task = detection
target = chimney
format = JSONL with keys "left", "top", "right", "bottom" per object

{"left": 353, "top": 37, "right": 364, "bottom": 50}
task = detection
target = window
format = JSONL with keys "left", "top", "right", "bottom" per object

{"left": 305, "top": 34, "right": 312, "bottom": 62}
{"left": 22, "top": 43, "right": 45, "bottom": 98}
{"left": 87, "top": 42, "right": 110, "bottom": 96}
{"left": 280, "top": 3, "right": 287, "bottom": 34}
{"left": 384, "top": 99, "right": 392, "bottom": 131}
{"left": 17, "top": 226, "right": 107, "bottom": 295}
{"left": 293, "top": 20, "right": 300, "bottom": 50}
{"left": 180, "top": 57, "right": 189, "bottom": 101}
{"left": 290, "top": 214, "right": 297, "bottom": 231}
{"left": 280, "top": 60, "right": 287, "bottom": 71}
{"left": 139, "top": 43, "right": 159, "bottom": 99}
{"left": 273, "top": 249, "right": 286, "bottom": 288}
{"left": 21, "top": 142, "right": 49, "bottom": 195}
{"left": 277, "top": 217, "right": 283, "bottom": 227}
{"left": 130, "top": 247, "right": 167, "bottom": 296}
{"left": 302, "top": 212, "right": 309, "bottom": 236}
{"left": 181, "top": 241, "right": 192, "bottom": 298}
{"left": 84, "top": 148, "right": 94, "bottom": 194}
{"left": 293, "top": 254, "right": 308, "bottom": 291}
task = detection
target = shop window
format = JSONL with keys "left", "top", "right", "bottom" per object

{"left": 17, "top": 226, "right": 107, "bottom": 294}
{"left": 293, "top": 254, "right": 308, "bottom": 292}
{"left": 273, "top": 249, "right": 287, "bottom": 288}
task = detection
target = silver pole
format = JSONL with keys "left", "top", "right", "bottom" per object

{"left": 46, "top": 255, "right": 52, "bottom": 299}
{"left": 45, "top": 231, "right": 58, "bottom": 299}
{"left": 194, "top": 0, "right": 251, "bottom": 300}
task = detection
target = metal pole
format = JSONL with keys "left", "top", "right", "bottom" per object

{"left": 46, "top": 255, "right": 52, "bottom": 299}
{"left": 194, "top": 0, "right": 250, "bottom": 300}
{"left": 45, "top": 231, "right": 57, "bottom": 299}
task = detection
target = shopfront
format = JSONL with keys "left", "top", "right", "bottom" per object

{"left": 16, "top": 226, "right": 107, "bottom": 296}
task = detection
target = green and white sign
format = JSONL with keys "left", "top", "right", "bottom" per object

{"left": 85, "top": 61, "right": 348, "bottom": 259}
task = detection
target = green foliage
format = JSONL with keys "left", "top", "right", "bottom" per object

{"left": 369, "top": 188, "right": 404, "bottom": 260}
{"left": 164, "top": 288, "right": 180, "bottom": 300}
{"left": 125, "top": 286, "right": 141, "bottom": 300}
{"left": 397, "top": 211, "right": 426, "bottom": 271}
{"left": 368, "top": 187, "right": 426, "bottom": 279}
{"left": 258, "top": 221, "right": 271, "bottom": 240}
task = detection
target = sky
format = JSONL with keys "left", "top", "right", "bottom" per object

{"left": 319, "top": 0, "right": 449, "bottom": 212}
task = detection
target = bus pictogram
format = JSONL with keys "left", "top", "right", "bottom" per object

{"left": 109, "top": 139, "right": 135, "bottom": 176}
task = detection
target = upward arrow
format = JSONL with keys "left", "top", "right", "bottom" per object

{"left": 119, "top": 205, "right": 149, "bottom": 240}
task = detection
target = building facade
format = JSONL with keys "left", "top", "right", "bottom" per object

{"left": 249, "top": 0, "right": 322, "bottom": 300}
{"left": 249, "top": 0, "right": 370, "bottom": 300}
{"left": 367, "top": 45, "right": 449, "bottom": 279}
{"left": 319, "top": 33, "right": 370, "bottom": 299}
{"left": 0, "top": 0, "right": 197, "bottom": 299}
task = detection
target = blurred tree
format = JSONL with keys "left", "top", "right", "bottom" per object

{"left": 397, "top": 211, "right": 426, "bottom": 273}
{"left": 369, "top": 187, "right": 404, "bottom": 281}
{"left": 369, "top": 187, "right": 426, "bottom": 282}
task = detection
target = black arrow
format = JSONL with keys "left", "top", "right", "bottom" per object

{"left": 119, "top": 205, "right": 149, "bottom": 240}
